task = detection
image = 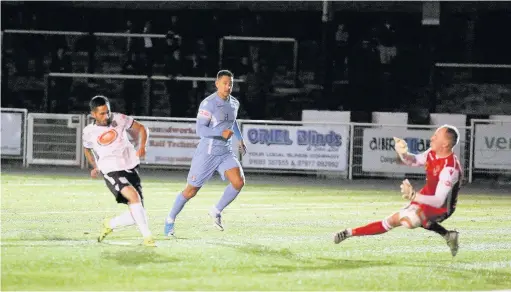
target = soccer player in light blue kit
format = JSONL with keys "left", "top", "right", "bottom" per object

{"left": 164, "top": 70, "right": 247, "bottom": 236}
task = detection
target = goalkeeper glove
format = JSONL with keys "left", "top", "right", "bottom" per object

{"left": 393, "top": 137, "right": 409, "bottom": 156}
{"left": 400, "top": 179, "right": 416, "bottom": 200}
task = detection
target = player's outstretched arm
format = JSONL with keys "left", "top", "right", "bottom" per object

{"left": 130, "top": 120, "right": 148, "bottom": 158}
{"left": 393, "top": 137, "right": 430, "bottom": 167}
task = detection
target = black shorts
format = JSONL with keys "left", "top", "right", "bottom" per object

{"left": 103, "top": 165, "right": 143, "bottom": 204}
{"left": 424, "top": 207, "right": 456, "bottom": 229}
{"left": 434, "top": 208, "right": 455, "bottom": 224}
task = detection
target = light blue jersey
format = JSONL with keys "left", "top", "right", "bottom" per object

{"left": 186, "top": 92, "right": 244, "bottom": 187}
{"left": 195, "top": 92, "right": 242, "bottom": 156}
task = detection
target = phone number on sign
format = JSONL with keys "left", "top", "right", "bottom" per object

{"left": 248, "top": 159, "right": 339, "bottom": 168}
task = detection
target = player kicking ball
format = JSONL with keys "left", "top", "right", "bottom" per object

{"left": 164, "top": 70, "right": 247, "bottom": 236}
{"left": 334, "top": 125, "right": 461, "bottom": 256}
{"left": 83, "top": 95, "right": 156, "bottom": 247}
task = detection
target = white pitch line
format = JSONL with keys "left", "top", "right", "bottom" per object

{"left": 101, "top": 241, "right": 138, "bottom": 246}
{"left": 2, "top": 203, "right": 511, "bottom": 216}
{"left": 0, "top": 202, "right": 420, "bottom": 215}
{"left": 3, "top": 182, "right": 101, "bottom": 186}
{"left": 3, "top": 181, "right": 254, "bottom": 187}
{"left": 0, "top": 239, "right": 97, "bottom": 246}
{"left": 0, "top": 205, "right": 357, "bottom": 215}
{"left": 2, "top": 239, "right": 511, "bottom": 256}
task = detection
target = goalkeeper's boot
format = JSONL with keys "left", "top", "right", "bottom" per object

{"left": 444, "top": 230, "right": 459, "bottom": 257}
{"left": 98, "top": 218, "right": 113, "bottom": 242}
{"left": 164, "top": 218, "right": 175, "bottom": 237}
{"left": 209, "top": 207, "right": 224, "bottom": 231}
{"left": 143, "top": 236, "right": 157, "bottom": 247}
{"left": 333, "top": 229, "right": 350, "bottom": 244}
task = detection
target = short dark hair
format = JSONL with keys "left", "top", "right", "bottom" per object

{"left": 444, "top": 126, "right": 459, "bottom": 147}
{"left": 216, "top": 70, "right": 233, "bottom": 79}
{"left": 89, "top": 95, "right": 110, "bottom": 111}
{"left": 447, "top": 128, "right": 458, "bottom": 147}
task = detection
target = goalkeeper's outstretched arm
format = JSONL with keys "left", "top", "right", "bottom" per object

{"left": 399, "top": 151, "right": 429, "bottom": 167}
{"left": 393, "top": 137, "right": 430, "bottom": 167}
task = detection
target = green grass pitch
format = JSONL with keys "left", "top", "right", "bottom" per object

{"left": 2, "top": 172, "right": 511, "bottom": 290}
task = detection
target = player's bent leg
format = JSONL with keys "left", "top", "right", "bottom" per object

{"left": 98, "top": 218, "right": 113, "bottom": 242}
{"left": 398, "top": 204, "right": 425, "bottom": 229}
{"left": 165, "top": 153, "right": 217, "bottom": 236}
{"left": 210, "top": 164, "right": 245, "bottom": 231}
{"left": 99, "top": 172, "right": 139, "bottom": 243}
{"left": 425, "top": 220, "right": 459, "bottom": 257}
{"left": 444, "top": 230, "right": 459, "bottom": 257}
{"left": 398, "top": 206, "right": 458, "bottom": 255}
{"left": 120, "top": 185, "right": 155, "bottom": 247}
{"left": 120, "top": 185, "right": 142, "bottom": 204}
{"left": 110, "top": 210, "right": 136, "bottom": 230}
{"left": 424, "top": 221, "right": 449, "bottom": 236}
{"left": 164, "top": 184, "right": 201, "bottom": 236}
{"left": 182, "top": 184, "right": 202, "bottom": 199}
{"left": 224, "top": 166, "right": 245, "bottom": 190}
{"left": 98, "top": 210, "right": 137, "bottom": 242}
{"left": 216, "top": 167, "right": 245, "bottom": 212}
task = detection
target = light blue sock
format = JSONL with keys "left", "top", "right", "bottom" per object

{"left": 215, "top": 184, "right": 241, "bottom": 213}
{"left": 168, "top": 193, "right": 188, "bottom": 222}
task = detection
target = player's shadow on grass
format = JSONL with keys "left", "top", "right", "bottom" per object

{"left": 217, "top": 242, "right": 296, "bottom": 259}
{"left": 102, "top": 249, "right": 178, "bottom": 266}
{"left": 407, "top": 262, "right": 511, "bottom": 285}
{"left": 43, "top": 235, "right": 80, "bottom": 241}
{"left": 260, "top": 257, "right": 394, "bottom": 274}
{"left": 212, "top": 243, "right": 393, "bottom": 272}
{"left": 1, "top": 234, "right": 93, "bottom": 246}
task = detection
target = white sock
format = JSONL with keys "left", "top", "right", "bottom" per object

{"left": 129, "top": 202, "right": 152, "bottom": 238}
{"left": 211, "top": 206, "right": 221, "bottom": 215}
{"left": 109, "top": 210, "right": 136, "bottom": 230}
{"left": 346, "top": 228, "right": 353, "bottom": 236}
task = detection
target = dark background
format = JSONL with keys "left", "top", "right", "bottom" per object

{"left": 2, "top": 1, "right": 511, "bottom": 122}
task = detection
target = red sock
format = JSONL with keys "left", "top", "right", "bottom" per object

{"left": 352, "top": 221, "right": 388, "bottom": 236}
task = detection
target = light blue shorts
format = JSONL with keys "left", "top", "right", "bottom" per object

{"left": 187, "top": 152, "right": 243, "bottom": 187}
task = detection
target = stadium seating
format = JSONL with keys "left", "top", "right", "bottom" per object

{"left": 2, "top": 2, "right": 511, "bottom": 119}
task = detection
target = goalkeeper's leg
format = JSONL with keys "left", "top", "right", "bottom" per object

{"left": 334, "top": 205, "right": 424, "bottom": 244}
{"left": 334, "top": 220, "right": 394, "bottom": 244}
{"left": 424, "top": 222, "right": 459, "bottom": 257}
{"left": 424, "top": 222, "right": 448, "bottom": 236}
{"left": 423, "top": 210, "right": 454, "bottom": 237}
{"left": 334, "top": 212, "right": 403, "bottom": 244}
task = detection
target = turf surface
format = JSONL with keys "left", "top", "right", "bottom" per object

{"left": 2, "top": 173, "right": 511, "bottom": 290}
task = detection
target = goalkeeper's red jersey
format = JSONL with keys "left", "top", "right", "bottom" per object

{"left": 414, "top": 150, "right": 462, "bottom": 218}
